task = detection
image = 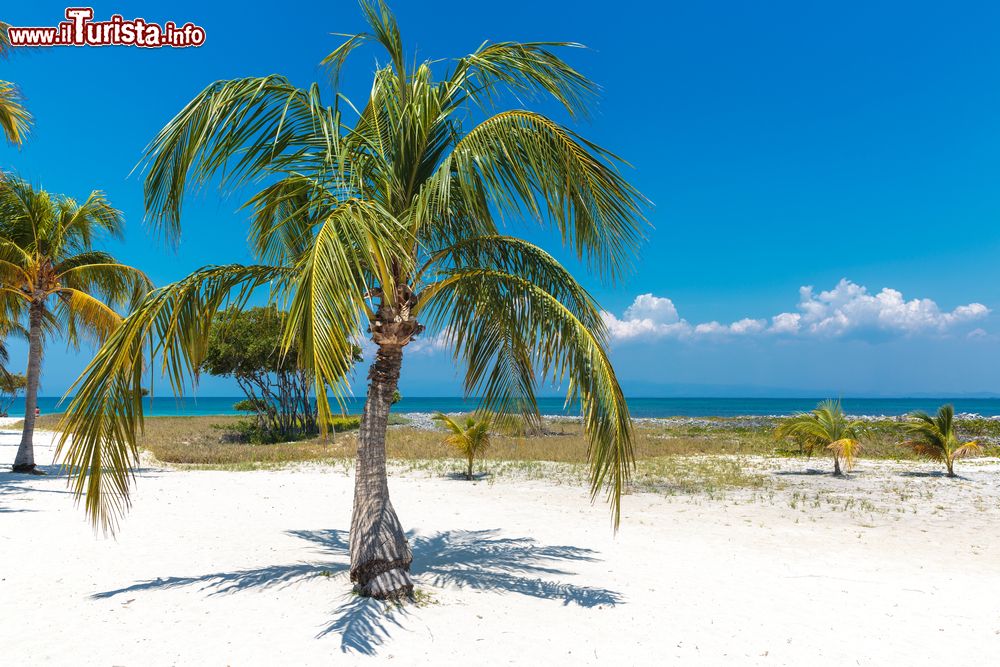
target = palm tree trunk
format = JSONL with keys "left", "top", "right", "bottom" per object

{"left": 467, "top": 453, "right": 474, "bottom": 481}
{"left": 946, "top": 457, "right": 955, "bottom": 477}
{"left": 832, "top": 455, "right": 842, "bottom": 477}
{"left": 12, "top": 302, "right": 43, "bottom": 473}
{"left": 349, "top": 343, "right": 413, "bottom": 600}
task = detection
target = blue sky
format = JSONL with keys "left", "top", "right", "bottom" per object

{"left": 2, "top": 1, "right": 1000, "bottom": 397}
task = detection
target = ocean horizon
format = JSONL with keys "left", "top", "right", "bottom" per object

{"left": 9, "top": 396, "right": 1000, "bottom": 419}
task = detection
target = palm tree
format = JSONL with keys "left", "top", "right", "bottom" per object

{"left": 775, "top": 400, "right": 864, "bottom": 476}
{"left": 0, "top": 175, "right": 151, "bottom": 473}
{"left": 901, "top": 404, "right": 981, "bottom": 477}
{"left": 432, "top": 412, "right": 493, "bottom": 480}
{"left": 57, "top": 0, "right": 646, "bottom": 600}
{"left": 0, "top": 22, "right": 32, "bottom": 146}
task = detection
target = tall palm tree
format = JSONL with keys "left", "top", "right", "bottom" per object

{"left": 901, "top": 404, "right": 981, "bottom": 477}
{"left": 432, "top": 412, "right": 493, "bottom": 480}
{"left": 775, "top": 400, "right": 864, "bottom": 476}
{"left": 0, "top": 175, "right": 151, "bottom": 473}
{"left": 57, "top": 0, "right": 646, "bottom": 600}
{"left": 0, "top": 22, "right": 32, "bottom": 146}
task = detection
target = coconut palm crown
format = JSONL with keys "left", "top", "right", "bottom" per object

{"left": 775, "top": 399, "right": 864, "bottom": 476}
{"left": 0, "top": 175, "right": 151, "bottom": 472}
{"left": 902, "top": 404, "right": 981, "bottom": 477}
{"left": 56, "top": 0, "right": 647, "bottom": 600}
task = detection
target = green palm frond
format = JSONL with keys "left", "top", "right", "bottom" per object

{"left": 432, "top": 412, "right": 492, "bottom": 452}
{"left": 0, "top": 23, "right": 31, "bottom": 146}
{"left": 447, "top": 41, "right": 596, "bottom": 117}
{"left": 283, "top": 200, "right": 411, "bottom": 426}
{"left": 445, "top": 110, "right": 646, "bottom": 281}
{"left": 56, "top": 263, "right": 289, "bottom": 530}
{"left": 55, "top": 288, "right": 123, "bottom": 348}
{"left": 0, "top": 81, "right": 30, "bottom": 147}
{"left": 422, "top": 267, "right": 631, "bottom": 524}
{"left": 141, "top": 76, "right": 341, "bottom": 240}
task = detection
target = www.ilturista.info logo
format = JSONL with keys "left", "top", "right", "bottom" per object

{"left": 6, "top": 8, "right": 206, "bottom": 48}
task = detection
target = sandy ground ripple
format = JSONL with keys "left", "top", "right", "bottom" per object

{"left": 1, "top": 429, "right": 999, "bottom": 666}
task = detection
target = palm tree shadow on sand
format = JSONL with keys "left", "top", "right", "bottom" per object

{"left": 91, "top": 528, "right": 622, "bottom": 656}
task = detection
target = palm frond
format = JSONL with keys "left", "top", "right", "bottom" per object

{"left": 901, "top": 439, "right": 945, "bottom": 461}
{"left": 827, "top": 438, "right": 860, "bottom": 472}
{"left": 55, "top": 288, "right": 123, "bottom": 348}
{"left": 140, "top": 76, "right": 340, "bottom": 241}
{"left": 448, "top": 41, "right": 596, "bottom": 117}
{"left": 422, "top": 267, "right": 631, "bottom": 526}
{"left": 0, "top": 80, "right": 30, "bottom": 147}
{"left": 283, "top": 199, "right": 411, "bottom": 428}
{"left": 952, "top": 441, "right": 982, "bottom": 460}
{"left": 56, "top": 264, "right": 290, "bottom": 531}
{"left": 445, "top": 110, "right": 647, "bottom": 282}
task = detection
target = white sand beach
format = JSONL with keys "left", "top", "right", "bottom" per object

{"left": 2, "top": 428, "right": 1000, "bottom": 666}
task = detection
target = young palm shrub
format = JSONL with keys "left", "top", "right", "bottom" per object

{"left": 432, "top": 412, "right": 492, "bottom": 480}
{"left": 901, "top": 404, "right": 981, "bottom": 477}
{"left": 775, "top": 400, "right": 864, "bottom": 476}
{"left": 56, "top": 0, "right": 646, "bottom": 600}
{"left": 0, "top": 175, "right": 151, "bottom": 473}
{"left": 0, "top": 23, "right": 31, "bottom": 146}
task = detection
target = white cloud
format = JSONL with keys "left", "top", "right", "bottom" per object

{"left": 623, "top": 294, "right": 680, "bottom": 324}
{"left": 407, "top": 330, "right": 452, "bottom": 355}
{"left": 603, "top": 279, "right": 990, "bottom": 342}
{"left": 601, "top": 294, "right": 693, "bottom": 340}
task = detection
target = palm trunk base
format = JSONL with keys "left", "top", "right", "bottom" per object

{"left": 349, "top": 502, "right": 414, "bottom": 601}
{"left": 11, "top": 463, "right": 44, "bottom": 475}
{"left": 354, "top": 567, "right": 414, "bottom": 601}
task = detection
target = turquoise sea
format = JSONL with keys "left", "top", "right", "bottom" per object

{"left": 11, "top": 396, "right": 1000, "bottom": 418}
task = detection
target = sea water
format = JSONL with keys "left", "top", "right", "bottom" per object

{"left": 12, "top": 396, "right": 1000, "bottom": 418}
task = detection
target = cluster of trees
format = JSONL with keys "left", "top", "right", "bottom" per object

{"left": 204, "top": 305, "right": 364, "bottom": 442}
{"left": 776, "top": 400, "right": 982, "bottom": 477}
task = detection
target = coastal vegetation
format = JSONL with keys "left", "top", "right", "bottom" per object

{"left": 56, "top": 0, "right": 646, "bottom": 600}
{"left": 27, "top": 409, "right": 999, "bottom": 471}
{"left": 431, "top": 412, "right": 493, "bottom": 480}
{"left": 775, "top": 400, "right": 865, "bottom": 475}
{"left": 202, "top": 305, "right": 358, "bottom": 443}
{"left": 901, "top": 404, "right": 982, "bottom": 477}
{"left": 0, "top": 371, "right": 25, "bottom": 416}
{"left": 0, "top": 175, "right": 150, "bottom": 473}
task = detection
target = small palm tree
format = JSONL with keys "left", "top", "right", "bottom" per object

{"left": 432, "top": 412, "right": 492, "bottom": 480}
{"left": 775, "top": 400, "right": 864, "bottom": 476}
{"left": 901, "top": 404, "right": 981, "bottom": 477}
{"left": 0, "top": 175, "right": 151, "bottom": 473}
{"left": 0, "top": 23, "right": 31, "bottom": 146}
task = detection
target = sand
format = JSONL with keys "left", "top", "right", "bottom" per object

{"left": 2, "top": 428, "right": 999, "bottom": 666}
